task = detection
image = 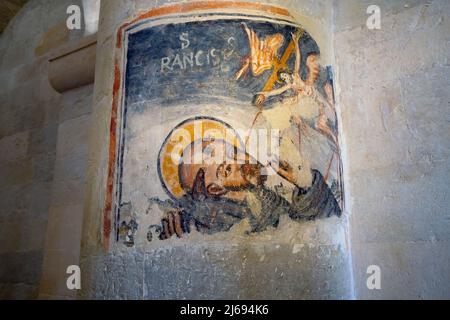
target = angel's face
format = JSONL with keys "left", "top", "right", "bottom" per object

{"left": 279, "top": 72, "right": 292, "bottom": 84}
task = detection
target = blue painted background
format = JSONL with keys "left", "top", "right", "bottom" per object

{"left": 124, "top": 19, "right": 320, "bottom": 107}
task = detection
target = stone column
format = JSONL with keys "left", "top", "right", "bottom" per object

{"left": 80, "top": 0, "right": 352, "bottom": 299}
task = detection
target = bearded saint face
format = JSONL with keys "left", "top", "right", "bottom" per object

{"left": 178, "top": 139, "right": 266, "bottom": 197}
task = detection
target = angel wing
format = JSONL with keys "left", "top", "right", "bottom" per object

{"left": 235, "top": 23, "right": 285, "bottom": 80}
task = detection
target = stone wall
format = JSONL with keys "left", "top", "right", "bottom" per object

{"left": 0, "top": 0, "right": 448, "bottom": 300}
{"left": 0, "top": 0, "right": 95, "bottom": 299}
{"left": 334, "top": 0, "right": 450, "bottom": 299}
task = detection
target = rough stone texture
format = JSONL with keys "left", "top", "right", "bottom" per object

{"left": 334, "top": 0, "right": 450, "bottom": 299}
{"left": 39, "top": 85, "right": 93, "bottom": 299}
{"left": 0, "top": 0, "right": 95, "bottom": 299}
{"left": 81, "top": 242, "right": 351, "bottom": 300}
{"left": 0, "top": 0, "right": 448, "bottom": 300}
{"left": 79, "top": 0, "right": 353, "bottom": 300}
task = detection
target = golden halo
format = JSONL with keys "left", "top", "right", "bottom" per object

{"left": 157, "top": 117, "right": 244, "bottom": 199}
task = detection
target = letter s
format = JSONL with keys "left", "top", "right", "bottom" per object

{"left": 180, "top": 32, "right": 190, "bottom": 50}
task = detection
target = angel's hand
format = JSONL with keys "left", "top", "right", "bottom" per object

{"left": 253, "top": 93, "right": 266, "bottom": 107}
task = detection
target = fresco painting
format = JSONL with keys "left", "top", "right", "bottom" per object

{"left": 113, "top": 10, "right": 344, "bottom": 246}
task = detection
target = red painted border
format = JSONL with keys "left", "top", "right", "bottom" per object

{"left": 115, "top": 1, "right": 293, "bottom": 49}
{"left": 103, "top": 1, "right": 293, "bottom": 251}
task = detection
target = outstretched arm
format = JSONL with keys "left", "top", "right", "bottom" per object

{"left": 241, "top": 22, "right": 252, "bottom": 42}
{"left": 257, "top": 84, "right": 291, "bottom": 98}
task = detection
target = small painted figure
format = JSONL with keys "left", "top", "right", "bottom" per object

{"left": 235, "top": 23, "right": 285, "bottom": 80}
{"left": 119, "top": 219, "right": 139, "bottom": 247}
{"left": 255, "top": 32, "right": 338, "bottom": 146}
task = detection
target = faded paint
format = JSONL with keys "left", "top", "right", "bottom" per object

{"left": 108, "top": 3, "right": 344, "bottom": 248}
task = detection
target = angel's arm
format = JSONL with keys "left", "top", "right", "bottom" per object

{"left": 241, "top": 22, "right": 252, "bottom": 42}
{"left": 257, "top": 84, "right": 291, "bottom": 98}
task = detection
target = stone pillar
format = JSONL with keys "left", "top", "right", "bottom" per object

{"left": 80, "top": 0, "right": 352, "bottom": 299}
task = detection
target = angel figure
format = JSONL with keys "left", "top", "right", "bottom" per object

{"left": 255, "top": 32, "right": 338, "bottom": 146}
{"left": 235, "top": 22, "right": 285, "bottom": 80}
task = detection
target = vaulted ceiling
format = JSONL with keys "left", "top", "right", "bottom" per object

{"left": 0, "top": 0, "right": 28, "bottom": 33}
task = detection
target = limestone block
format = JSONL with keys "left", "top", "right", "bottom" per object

{"left": 334, "top": 0, "right": 450, "bottom": 299}
{"left": 334, "top": 0, "right": 450, "bottom": 87}
{"left": 79, "top": 243, "right": 352, "bottom": 299}
{"left": 48, "top": 36, "right": 97, "bottom": 93}
{"left": 0, "top": 182, "right": 33, "bottom": 222}
{"left": 53, "top": 152, "right": 88, "bottom": 183}
{"left": 0, "top": 251, "right": 43, "bottom": 285}
{"left": 80, "top": 252, "right": 145, "bottom": 299}
{"left": 44, "top": 205, "right": 84, "bottom": 252}
{"left": 352, "top": 240, "right": 450, "bottom": 299}
{"left": 0, "top": 156, "right": 34, "bottom": 187}
{"left": 32, "top": 152, "right": 56, "bottom": 183}
{"left": 34, "top": 22, "right": 70, "bottom": 58}
{"left": 39, "top": 249, "right": 79, "bottom": 299}
{"left": 28, "top": 182, "right": 53, "bottom": 220}
{"left": 27, "top": 123, "right": 58, "bottom": 157}
{"left": 0, "top": 131, "right": 29, "bottom": 163}
{"left": 0, "top": 217, "right": 47, "bottom": 255}
{"left": 0, "top": 283, "right": 39, "bottom": 300}
{"left": 55, "top": 114, "right": 91, "bottom": 159}
{"left": 349, "top": 159, "right": 450, "bottom": 244}
{"left": 0, "top": 68, "right": 17, "bottom": 95}
{"left": 0, "top": 100, "right": 46, "bottom": 140}
{"left": 50, "top": 179, "right": 86, "bottom": 207}
{"left": 0, "top": 181, "right": 52, "bottom": 223}
{"left": 334, "top": 0, "right": 435, "bottom": 32}
{"left": 59, "top": 85, "right": 94, "bottom": 122}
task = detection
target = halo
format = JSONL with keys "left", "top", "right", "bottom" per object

{"left": 157, "top": 117, "right": 245, "bottom": 199}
